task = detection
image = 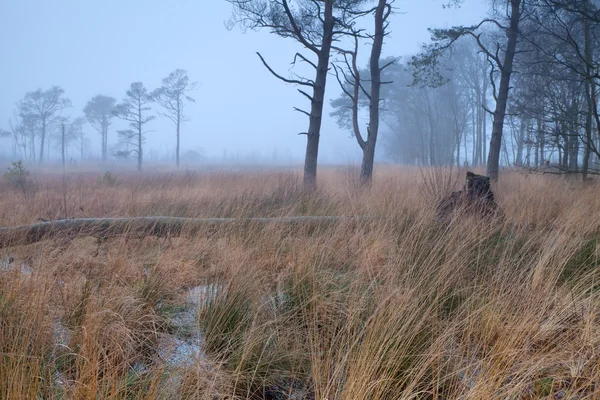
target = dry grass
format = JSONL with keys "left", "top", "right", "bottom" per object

{"left": 1, "top": 165, "right": 600, "bottom": 399}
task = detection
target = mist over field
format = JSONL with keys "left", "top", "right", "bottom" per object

{"left": 0, "top": 0, "right": 486, "bottom": 167}
{"left": 3, "top": 1, "right": 600, "bottom": 399}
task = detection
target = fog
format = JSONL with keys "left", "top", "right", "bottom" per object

{"left": 0, "top": 0, "right": 486, "bottom": 166}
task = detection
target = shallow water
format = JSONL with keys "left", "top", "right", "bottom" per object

{"left": 0, "top": 256, "right": 32, "bottom": 275}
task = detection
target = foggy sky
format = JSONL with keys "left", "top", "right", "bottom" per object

{"left": 0, "top": 0, "right": 486, "bottom": 164}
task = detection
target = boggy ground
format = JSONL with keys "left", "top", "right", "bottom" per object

{"left": 1, "top": 166, "right": 600, "bottom": 399}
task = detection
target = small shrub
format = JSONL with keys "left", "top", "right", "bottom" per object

{"left": 97, "top": 171, "right": 119, "bottom": 187}
{"left": 3, "top": 160, "right": 37, "bottom": 198}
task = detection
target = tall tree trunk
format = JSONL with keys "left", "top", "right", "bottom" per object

{"left": 359, "top": 0, "right": 387, "bottom": 185}
{"left": 303, "top": 0, "right": 334, "bottom": 191}
{"left": 486, "top": 0, "right": 521, "bottom": 180}
{"left": 482, "top": 71, "right": 488, "bottom": 166}
{"left": 583, "top": 0, "right": 593, "bottom": 180}
{"left": 39, "top": 119, "right": 46, "bottom": 163}
{"left": 138, "top": 104, "right": 143, "bottom": 171}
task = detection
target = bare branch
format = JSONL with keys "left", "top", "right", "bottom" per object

{"left": 293, "top": 107, "right": 311, "bottom": 117}
{"left": 256, "top": 52, "right": 315, "bottom": 87}
{"left": 292, "top": 52, "right": 318, "bottom": 69}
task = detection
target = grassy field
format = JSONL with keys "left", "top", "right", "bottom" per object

{"left": 1, "top": 165, "right": 600, "bottom": 399}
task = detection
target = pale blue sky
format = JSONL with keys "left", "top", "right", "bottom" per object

{"left": 0, "top": 0, "right": 486, "bottom": 163}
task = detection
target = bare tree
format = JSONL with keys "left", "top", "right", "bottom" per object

{"left": 53, "top": 117, "right": 85, "bottom": 166}
{"left": 114, "top": 82, "right": 155, "bottom": 170}
{"left": 73, "top": 120, "right": 88, "bottom": 162}
{"left": 226, "top": 0, "right": 368, "bottom": 190}
{"left": 332, "top": 0, "right": 393, "bottom": 185}
{"left": 83, "top": 95, "right": 116, "bottom": 163}
{"left": 20, "top": 86, "right": 71, "bottom": 164}
{"left": 9, "top": 107, "right": 39, "bottom": 162}
{"left": 151, "top": 69, "right": 198, "bottom": 168}
{"left": 0, "top": 129, "right": 10, "bottom": 157}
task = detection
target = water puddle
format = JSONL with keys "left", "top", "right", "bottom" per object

{"left": 1, "top": 256, "right": 32, "bottom": 275}
{"left": 48, "top": 283, "right": 224, "bottom": 394}
{"left": 158, "top": 284, "right": 222, "bottom": 366}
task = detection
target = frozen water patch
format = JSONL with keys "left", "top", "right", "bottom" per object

{"left": 186, "top": 284, "right": 222, "bottom": 305}
{"left": 158, "top": 335, "right": 204, "bottom": 367}
{"left": 157, "top": 284, "right": 222, "bottom": 367}
{"left": 1, "top": 256, "right": 32, "bottom": 275}
{"left": 51, "top": 319, "right": 76, "bottom": 391}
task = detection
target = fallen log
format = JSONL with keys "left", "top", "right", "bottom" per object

{"left": 0, "top": 216, "right": 369, "bottom": 248}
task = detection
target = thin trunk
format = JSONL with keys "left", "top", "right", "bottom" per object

{"left": 535, "top": 118, "right": 541, "bottom": 167}
{"left": 486, "top": 0, "right": 521, "bottom": 180}
{"left": 482, "top": 70, "right": 488, "bottom": 165}
{"left": 516, "top": 119, "right": 525, "bottom": 166}
{"left": 138, "top": 102, "right": 143, "bottom": 171}
{"left": 478, "top": 87, "right": 484, "bottom": 165}
{"left": 102, "top": 120, "right": 108, "bottom": 162}
{"left": 303, "top": 0, "right": 334, "bottom": 191}
{"left": 464, "top": 116, "right": 469, "bottom": 166}
{"left": 104, "top": 126, "right": 108, "bottom": 162}
{"left": 419, "top": 122, "right": 426, "bottom": 165}
{"left": 39, "top": 118, "right": 46, "bottom": 163}
{"left": 583, "top": 94, "right": 593, "bottom": 179}
{"left": 561, "top": 124, "right": 569, "bottom": 169}
{"left": 61, "top": 122, "right": 66, "bottom": 167}
{"left": 471, "top": 100, "right": 479, "bottom": 165}
{"left": 568, "top": 98, "right": 579, "bottom": 172}
{"left": 502, "top": 135, "right": 511, "bottom": 166}
{"left": 31, "top": 130, "right": 35, "bottom": 162}
{"left": 425, "top": 92, "right": 437, "bottom": 165}
{"left": 539, "top": 120, "right": 545, "bottom": 165}
{"left": 456, "top": 133, "right": 461, "bottom": 166}
{"left": 526, "top": 123, "right": 532, "bottom": 167}
{"left": 176, "top": 109, "right": 181, "bottom": 169}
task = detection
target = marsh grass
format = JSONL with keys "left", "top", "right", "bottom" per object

{"left": 1, "top": 166, "right": 600, "bottom": 399}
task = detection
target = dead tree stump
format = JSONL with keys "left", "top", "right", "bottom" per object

{"left": 436, "top": 171, "right": 502, "bottom": 222}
